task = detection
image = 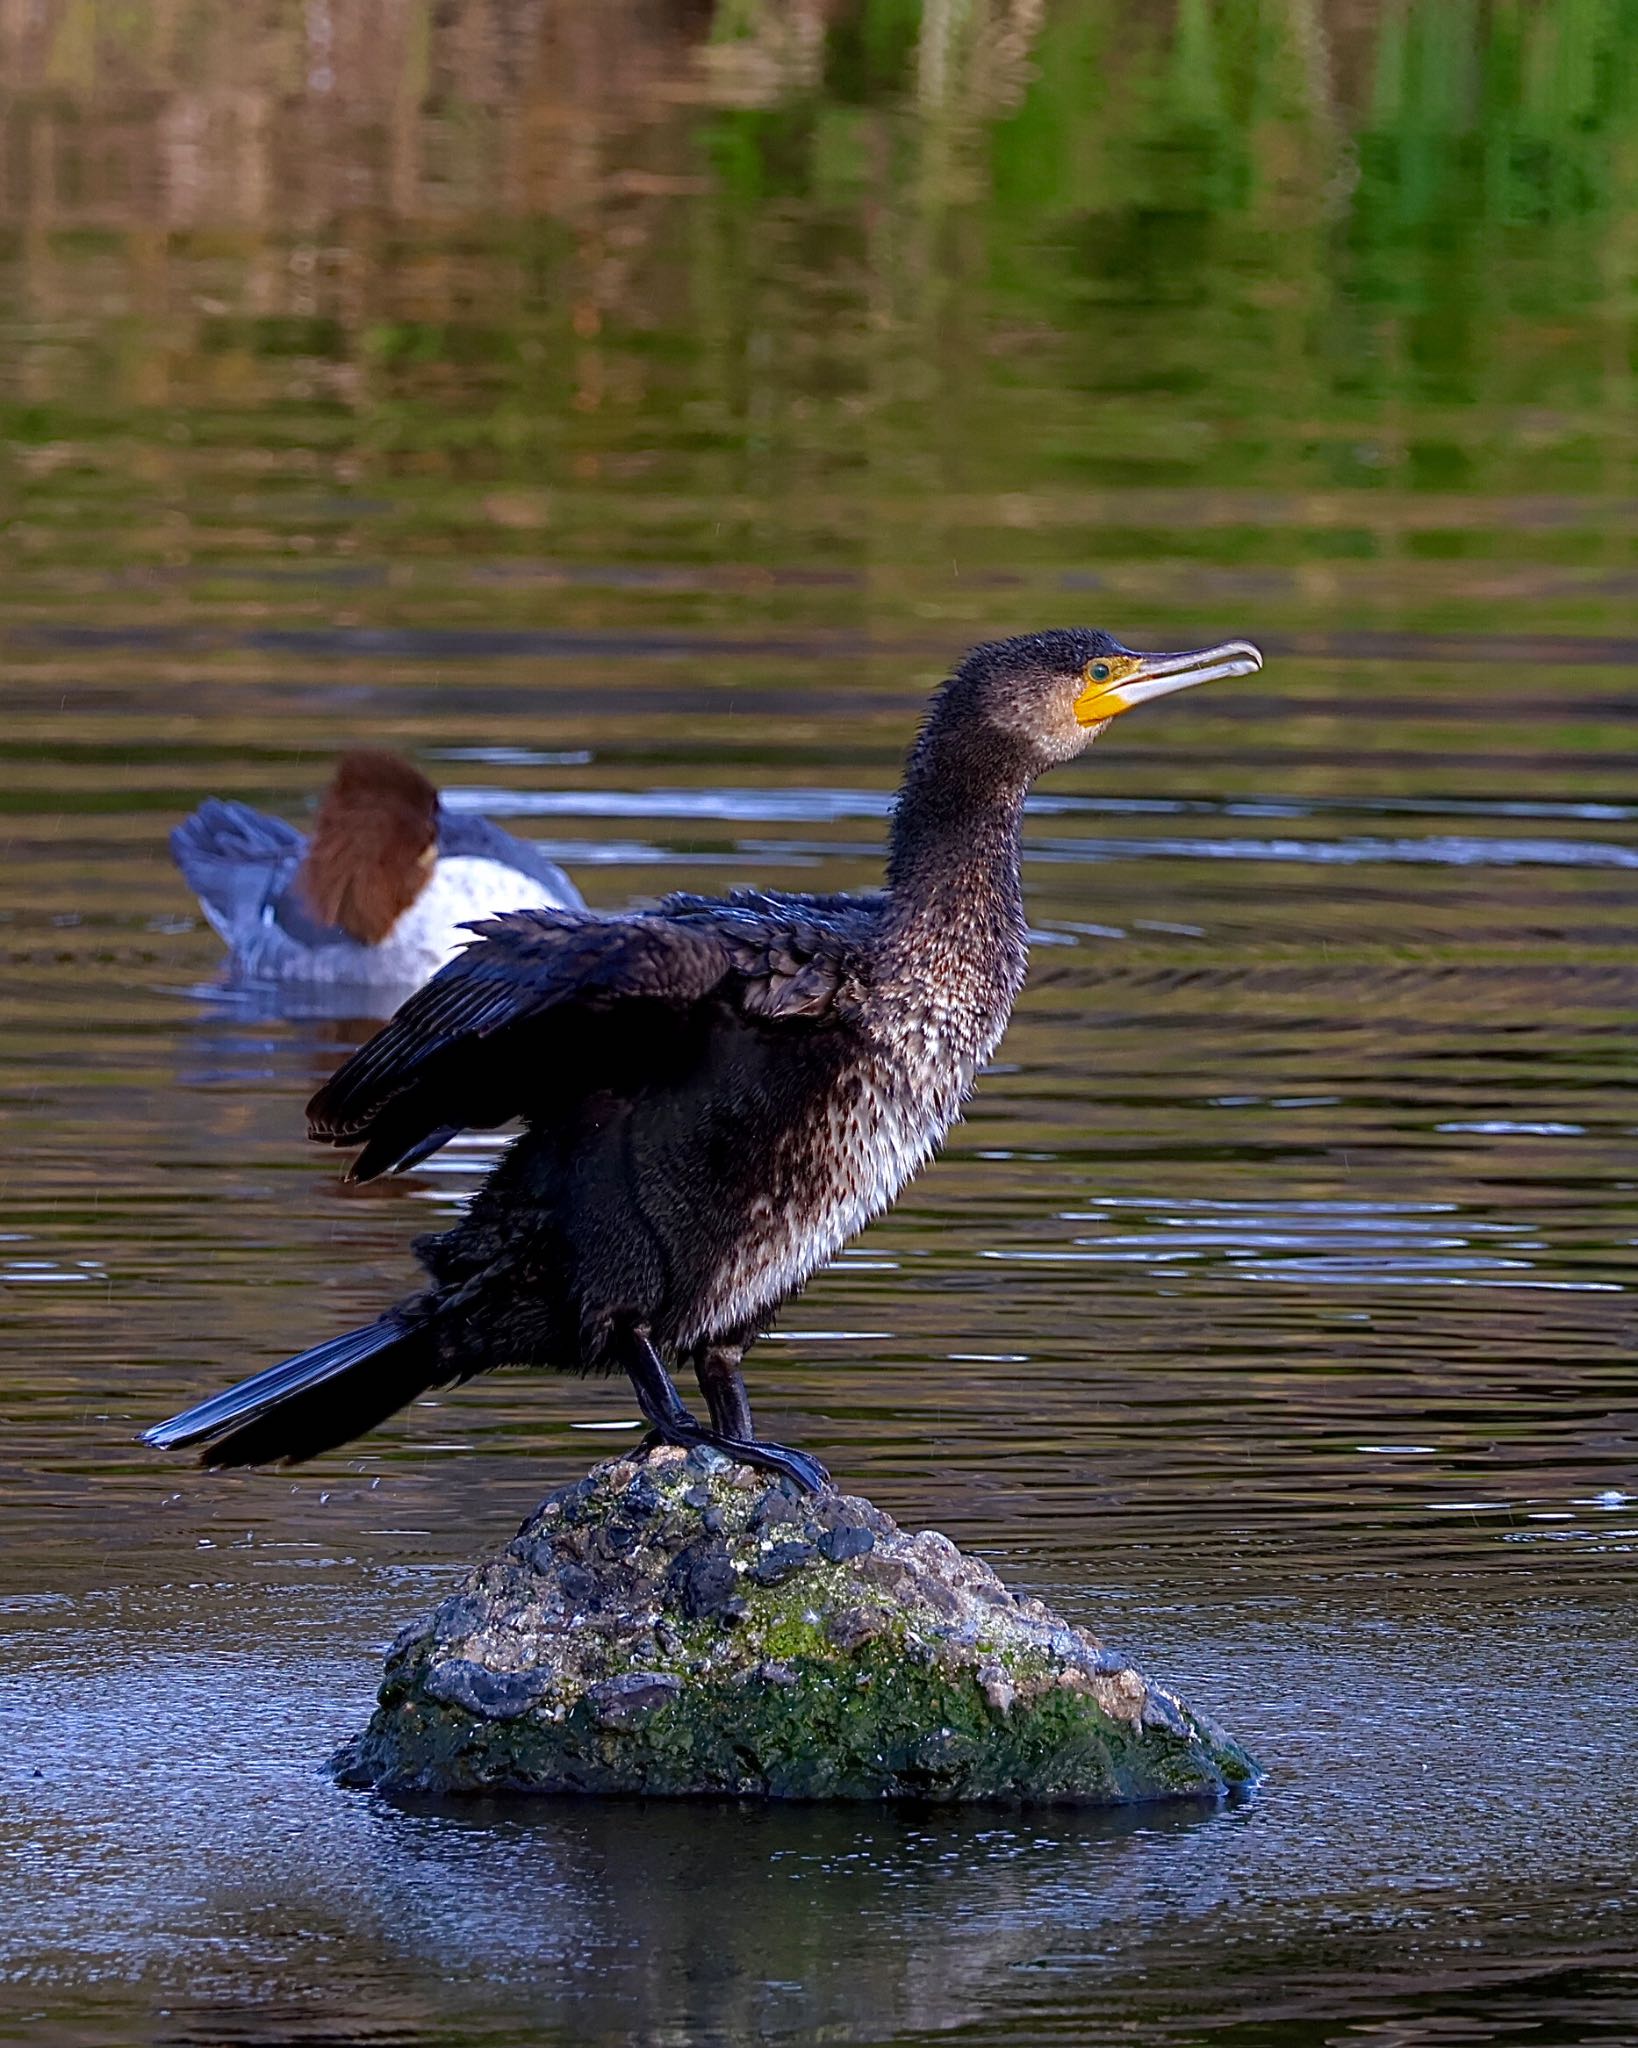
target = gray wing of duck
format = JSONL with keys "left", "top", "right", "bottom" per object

{"left": 170, "top": 799, "right": 308, "bottom": 946}
{"left": 171, "top": 797, "right": 355, "bottom": 956}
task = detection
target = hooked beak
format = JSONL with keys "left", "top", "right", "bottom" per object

{"left": 1074, "top": 639, "right": 1263, "bottom": 726}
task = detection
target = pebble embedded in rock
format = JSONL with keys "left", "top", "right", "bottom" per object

{"left": 587, "top": 1672, "right": 684, "bottom": 1728}
{"left": 826, "top": 1606, "right": 885, "bottom": 1652}
{"left": 423, "top": 1659, "right": 548, "bottom": 1723}
{"left": 749, "top": 1540, "right": 816, "bottom": 1585}
{"left": 667, "top": 1537, "right": 740, "bottom": 1620}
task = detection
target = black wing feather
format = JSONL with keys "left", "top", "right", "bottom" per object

{"left": 307, "top": 907, "right": 733, "bottom": 1178}
{"left": 659, "top": 885, "right": 880, "bottom": 1020}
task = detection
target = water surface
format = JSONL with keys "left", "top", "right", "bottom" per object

{"left": 2, "top": 4, "right": 1636, "bottom": 2043}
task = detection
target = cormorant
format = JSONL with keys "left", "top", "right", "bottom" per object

{"left": 172, "top": 749, "right": 582, "bottom": 990}
{"left": 144, "top": 630, "right": 1261, "bottom": 1492}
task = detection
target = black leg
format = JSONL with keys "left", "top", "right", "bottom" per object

{"left": 694, "top": 1344, "right": 754, "bottom": 1440}
{"left": 622, "top": 1328, "right": 699, "bottom": 1437}
{"left": 619, "top": 1328, "right": 829, "bottom": 1494}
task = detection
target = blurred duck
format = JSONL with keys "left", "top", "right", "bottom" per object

{"left": 172, "top": 749, "right": 582, "bottom": 990}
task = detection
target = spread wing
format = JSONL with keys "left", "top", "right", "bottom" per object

{"left": 659, "top": 886, "right": 881, "bottom": 1021}
{"left": 307, "top": 909, "right": 728, "bottom": 1181}
{"left": 307, "top": 896, "right": 875, "bottom": 1182}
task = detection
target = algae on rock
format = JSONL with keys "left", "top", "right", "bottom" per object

{"left": 336, "top": 1446, "right": 1257, "bottom": 1805}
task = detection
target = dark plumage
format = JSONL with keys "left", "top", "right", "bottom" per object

{"left": 144, "top": 628, "right": 1261, "bottom": 1491}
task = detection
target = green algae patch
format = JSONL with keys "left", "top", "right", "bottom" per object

{"left": 335, "top": 1447, "right": 1257, "bottom": 1805}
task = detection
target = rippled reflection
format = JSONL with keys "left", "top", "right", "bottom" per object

{"left": 4, "top": 0, "right": 1638, "bottom": 2042}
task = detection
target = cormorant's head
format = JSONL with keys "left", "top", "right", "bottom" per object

{"left": 952, "top": 627, "right": 1263, "bottom": 768}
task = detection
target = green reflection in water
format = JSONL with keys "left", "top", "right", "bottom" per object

{"left": 0, "top": 0, "right": 1632, "bottom": 632}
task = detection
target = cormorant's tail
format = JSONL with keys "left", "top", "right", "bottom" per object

{"left": 141, "top": 1314, "right": 444, "bottom": 1468}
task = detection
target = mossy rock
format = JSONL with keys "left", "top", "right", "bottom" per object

{"left": 336, "top": 1446, "right": 1258, "bottom": 1805}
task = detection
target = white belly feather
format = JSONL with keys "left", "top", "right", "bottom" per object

{"left": 687, "top": 1044, "right": 973, "bottom": 1347}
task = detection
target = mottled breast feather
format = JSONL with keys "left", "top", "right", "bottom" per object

{"left": 658, "top": 885, "right": 1017, "bottom": 1347}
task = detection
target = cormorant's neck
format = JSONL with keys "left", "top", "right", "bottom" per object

{"left": 883, "top": 707, "right": 1034, "bottom": 1009}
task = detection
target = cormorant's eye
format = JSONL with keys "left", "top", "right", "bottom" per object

{"left": 1088, "top": 662, "right": 1110, "bottom": 683}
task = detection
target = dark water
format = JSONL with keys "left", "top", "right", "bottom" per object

{"left": 3, "top": 3, "right": 1637, "bottom": 2042}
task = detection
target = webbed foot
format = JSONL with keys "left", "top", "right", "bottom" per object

{"left": 708, "top": 1433, "right": 830, "bottom": 1493}
{"left": 623, "top": 1326, "right": 829, "bottom": 1493}
{"left": 639, "top": 1420, "right": 829, "bottom": 1494}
